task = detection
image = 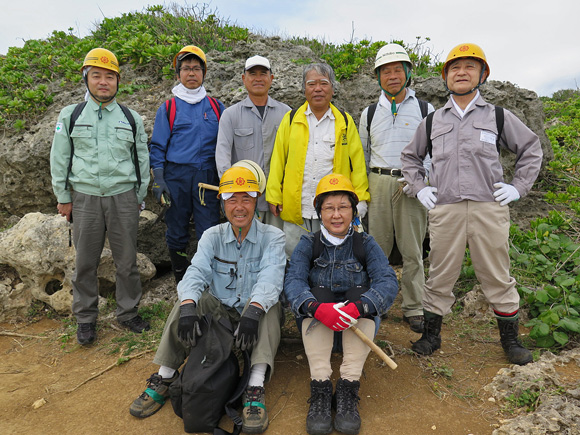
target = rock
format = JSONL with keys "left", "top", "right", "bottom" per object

{"left": 0, "top": 36, "right": 552, "bottom": 230}
{"left": 0, "top": 213, "right": 156, "bottom": 320}
{"left": 485, "top": 348, "right": 580, "bottom": 434}
{"left": 459, "top": 284, "right": 495, "bottom": 323}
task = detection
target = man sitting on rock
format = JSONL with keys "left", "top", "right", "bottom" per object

{"left": 130, "top": 166, "right": 285, "bottom": 434}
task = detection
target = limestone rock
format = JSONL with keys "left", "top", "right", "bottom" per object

{"left": 0, "top": 213, "right": 156, "bottom": 320}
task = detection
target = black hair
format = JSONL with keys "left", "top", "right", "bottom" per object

{"left": 315, "top": 191, "right": 358, "bottom": 220}
{"left": 175, "top": 53, "right": 206, "bottom": 76}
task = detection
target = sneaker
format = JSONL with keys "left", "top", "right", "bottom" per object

{"left": 403, "top": 315, "right": 424, "bottom": 333}
{"left": 120, "top": 315, "right": 150, "bottom": 333}
{"left": 129, "top": 372, "right": 178, "bottom": 418}
{"left": 77, "top": 322, "right": 96, "bottom": 346}
{"left": 242, "top": 386, "right": 269, "bottom": 433}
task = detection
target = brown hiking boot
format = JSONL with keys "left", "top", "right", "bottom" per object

{"left": 403, "top": 315, "right": 424, "bottom": 333}
{"left": 129, "top": 372, "right": 178, "bottom": 418}
{"left": 242, "top": 386, "right": 269, "bottom": 433}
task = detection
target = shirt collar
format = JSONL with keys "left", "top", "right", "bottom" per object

{"left": 87, "top": 97, "right": 118, "bottom": 112}
{"left": 225, "top": 218, "right": 258, "bottom": 245}
{"left": 305, "top": 104, "right": 334, "bottom": 121}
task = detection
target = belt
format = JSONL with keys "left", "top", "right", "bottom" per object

{"left": 371, "top": 167, "right": 402, "bottom": 176}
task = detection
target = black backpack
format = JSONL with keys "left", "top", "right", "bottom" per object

{"left": 65, "top": 101, "right": 141, "bottom": 190}
{"left": 366, "top": 98, "right": 429, "bottom": 137}
{"left": 169, "top": 313, "right": 250, "bottom": 435}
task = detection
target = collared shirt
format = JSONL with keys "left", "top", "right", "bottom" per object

{"left": 401, "top": 94, "right": 543, "bottom": 204}
{"left": 177, "top": 219, "right": 286, "bottom": 313}
{"left": 50, "top": 98, "right": 150, "bottom": 203}
{"left": 359, "top": 88, "right": 433, "bottom": 171}
{"left": 301, "top": 106, "right": 335, "bottom": 219}
{"left": 215, "top": 96, "right": 290, "bottom": 211}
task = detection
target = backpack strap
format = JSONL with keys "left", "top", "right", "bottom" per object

{"left": 165, "top": 97, "right": 177, "bottom": 132}
{"left": 425, "top": 111, "right": 435, "bottom": 158}
{"left": 417, "top": 99, "right": 429, "bottom": 119}
{"left": 207, "top": 96, "right": 222, "bottom": 122}
{"left": 310, "top": 230, "right": 366, "bottom": 269}
{"left": 495, "top": 106, "right": 504, "bottom": 153}
{"left": 65, "top": 102, "right": 87, "bottom": 190}
{"left": 289, "top": 108, "right": 298, "bottom": 125}
{"left": 118, "top": 104, "right": 141, "bottom": 188}
{"left": 366, "top": 103, "right": 378, "bottom": 137}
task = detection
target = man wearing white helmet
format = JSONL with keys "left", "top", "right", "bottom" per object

{"left": 359, "top": 43, "right": 434, "bottom": 333}
{"left": 50, "top": 48, "right": 151, "bottom": 345}
{"left": 215, "top": 55, "right": 290, "bottom": 229}
{"left": 401, "top": 43, "right": 542, "bottom": 365}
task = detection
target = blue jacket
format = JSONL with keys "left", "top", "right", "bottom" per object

{"left": 284, "top": 230, "right": 399, "bottom": 317}
{"left": 150, "top": 96, "right": 225, "bottom": 170}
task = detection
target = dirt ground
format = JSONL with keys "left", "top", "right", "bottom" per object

{"left": 0, "top": 284, "right": 525, "bottom": 435}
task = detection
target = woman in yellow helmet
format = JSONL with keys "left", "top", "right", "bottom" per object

{"left": 284, "top": 173, "right": 398, "bottom": 435}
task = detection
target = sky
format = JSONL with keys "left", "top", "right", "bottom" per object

{"left": 1, "top": 0, "right": 579, "bottom": 96}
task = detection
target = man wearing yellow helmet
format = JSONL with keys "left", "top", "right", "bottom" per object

{"left": 149, "top": 45, "right": 225, "bottom": 284}
{"left": 131, "top": 166, "right": 285, "bottom": 434}
{"left": 359, "top": 43, "right": 435, "bottom": 333}
{"left": 401, "top": 43, "right": 543, "bottom": 365}
{"left": 50, "top": 48, "right": 151, "bottom": 345}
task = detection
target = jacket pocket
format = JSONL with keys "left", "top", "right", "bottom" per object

{"left": 430, "top": 123, "right": 453, "bottom": 160}
{"left": 234, "top": 128, "right": 255, "bottom": 150}
{"left": 70, "top": 125, "right": 94, "bottom": 157}
{"left": 473, "top": 122, "right": 499, "bottom": 159}
{"left": 111, "top": 127, "right": 134, "bottom": 161}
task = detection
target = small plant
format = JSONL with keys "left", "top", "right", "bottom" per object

{"left": 505, "top": 387, "right": 541, "bottom": 412}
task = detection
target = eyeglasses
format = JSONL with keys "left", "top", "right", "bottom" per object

{"left": 180, "top": 66, "right": 203, "bottom": 74}
{"left": 321, "top": 205, "right": 352, "bottom": 214}
{"left": 305, "top": 79, "right": 332, "bottom": 89}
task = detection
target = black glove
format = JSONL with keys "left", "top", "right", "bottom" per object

{"left": 177, "top": 302, "right": 202, "bottom": 347}
{"left": 152, "top": 168, "right": 171, "bottom": 206}
{"left": 352, "top": 300, "right": 371, "bottom": 317}
{"left": 234, "top": 304, "right": 264, "bottom": 351}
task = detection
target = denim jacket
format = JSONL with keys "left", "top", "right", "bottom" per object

{"left": 284, "top": 230, "right": 398, "bottom": 317}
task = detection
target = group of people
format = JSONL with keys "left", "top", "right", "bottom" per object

{"left": 50, "top": 40, "right": 542, "bottom": 435}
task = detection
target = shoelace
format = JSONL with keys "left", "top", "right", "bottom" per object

{"left": 307, "top": 389, "right": 331, "bottom": 414}
{"left": 245, "top": 388, "right": 264, "bottom": 415}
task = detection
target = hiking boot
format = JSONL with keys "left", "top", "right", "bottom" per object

{"left": 333, "top": 378, "right": 361, "bottom": 435}
{"left": 497, "top": 318, "right": 533, "bottom": 365}
{"left": 242, "top": 386, "right": 268, "bottom": 433}
{"left": 120, "top": 315, "right": 150, "bottom": 333}
{"left": 129, "top": 372, "right": 178, "bottom": 418}
{"left": 76, "top": 322, "right": 96, "bottom": 346}
{"left": 403, "top": 315, "right": 425, "bottom": 333}
{"left": 169, "top": 249, "right": 190, "bottom": 284}
{"left": 411, "top": 311, "right": 442, "bottom": 356}
{"left": 306, "top": 379, "right": 333, "bottom": 435}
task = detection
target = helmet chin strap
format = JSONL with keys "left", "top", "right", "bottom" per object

{"left": 377, "top": 63, "right": 411, "bottom": 116}
{"left": 445, "top": 66, "right": 487, "bottom": 96}
{"left": 83, "top": 73, "right": 119, "bottom": 119}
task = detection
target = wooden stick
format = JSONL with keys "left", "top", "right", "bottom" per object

{"left": 198, "top": 182, "right": 219, "bottom": 191}
{"left": 0, "top": 331, "right": 49, "bottom": 339}
{"left": 351, "top": 325, "right": 397, "bottom": 370}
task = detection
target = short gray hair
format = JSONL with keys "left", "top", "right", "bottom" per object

{"left": 302, "top": 63, "right": 336, "bottom": 93}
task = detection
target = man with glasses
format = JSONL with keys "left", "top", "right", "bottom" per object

{"left": 266, "top": 63, "right": 369, "bottom": 257}
{"left": 215, "top": 55, "right": 290, "bottom": 229}
{"left": 149, "top": 45, "right": 225, "bottom": 284}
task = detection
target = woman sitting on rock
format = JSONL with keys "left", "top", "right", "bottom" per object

{"left": 284, "top": 173, "right": 399, "bottom": 435}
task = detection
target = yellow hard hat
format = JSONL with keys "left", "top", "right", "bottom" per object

{"left": 218, "top": 167, "right": 261, "bottom": 198}
{"left": 442, "top": 43, "right": 490, "bottom": 80}
{"left": 173, "top": 45, "right": 207, "bottom": 74}
{"left": 313, "top": 173, "right": 358, "bottom": 208}
{"left": 232, "top": 160, "right": 266, "bottom": 194}
{"left": 81, "top": 48, "right": 120, "bottom": 75}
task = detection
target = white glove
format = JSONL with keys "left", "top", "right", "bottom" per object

{"left": 397, "top": 177, "right": 410, "bottom": 194}
{"left": 493, "top": 182, "right": 520, "bottom": 206}
{"left": 417, "top": 186, "right": 438, "bottom": 210}
{"left": 356, "top": 200, "right": 368, "bottom": 218}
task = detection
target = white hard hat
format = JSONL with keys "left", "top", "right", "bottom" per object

{"left": 374, "top": 43, "right": 411, "bottom": 73}
{"left": 232, "top": 159, "right": 267, "bottom": 193}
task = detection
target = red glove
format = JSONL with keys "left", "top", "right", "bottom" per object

{"left": 314, "top": 302, "right": 360, "bottom": 331}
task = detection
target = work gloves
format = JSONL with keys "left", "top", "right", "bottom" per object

{"left": 356, "top": 201, "right": 368, "bottom": 219}
{"left": 417, "top": 186, "right": 438, "bottom": 210}
{"left": 397, "top": 178, "right": 411, "bottom": 195}
{"left": 309, "top": 301, "right": 362, "bottom": 331}
{"left": 152, "top": 168, "right": 171, "bottom": 206}
{"left": 234, "top": 304, "right": 264, "bottom": 351}
{"left": 493, "top": 182, "right": 520, "bottom": 206}
{"left": 177, "top": 302, "right": 202, "bottom": 347}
